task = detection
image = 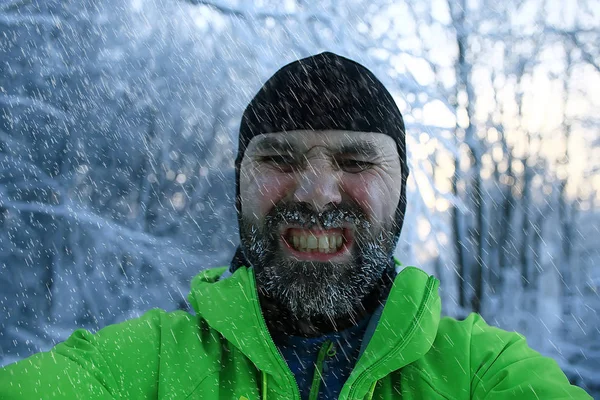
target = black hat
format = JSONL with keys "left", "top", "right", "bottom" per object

{"left": 231, "top": 52, "right": 409, "bottom": 271}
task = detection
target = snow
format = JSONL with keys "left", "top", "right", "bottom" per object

{"left": 0, "top": 0, "right": 598, "bottom": 397}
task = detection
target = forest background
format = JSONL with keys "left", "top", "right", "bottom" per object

{"left": 0, "top": 0, "right": 599, "bottom": 396}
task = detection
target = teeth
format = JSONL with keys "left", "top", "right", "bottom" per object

{"left": 318, "top": 236, "right": 329, "bottom": 250}
{"left": 287, "top": 232, "right": 344, "bottom": 253}
{"left": 306, "top": 235, "right": 318, "bottom": 249}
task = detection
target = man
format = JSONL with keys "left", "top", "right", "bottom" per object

{"left": 0, "top": 52, "right": 591, "bottom": 399}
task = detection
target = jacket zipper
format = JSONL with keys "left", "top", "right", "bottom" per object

{"left": 250, "top": 271, "right": 302, "bottom": 400}
{"left": 308, "top": 340, "right": 335, "bottom": 400}
{"left": 345, "top": 276, "right": 436, "bottom": 399}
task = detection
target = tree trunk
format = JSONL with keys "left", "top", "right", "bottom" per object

{"left": 450, "top": 0, "right": 483, "bottom": 313}
{"left": 559, "top": 47, "right": 574, "bottom": 330}
{"left": 452, "top": 160, "right": 468, "bottom": 310}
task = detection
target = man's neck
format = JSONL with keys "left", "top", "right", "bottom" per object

{"left": 259, "top": 267, "right": 395, "bottom": 338}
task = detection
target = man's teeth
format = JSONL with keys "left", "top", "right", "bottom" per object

{"left": 289, "top": 233, "right": 343, "bottom": 253}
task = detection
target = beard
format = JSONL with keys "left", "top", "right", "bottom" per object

{"left": 239, "top": 201, "right": 399, "bottom": 322}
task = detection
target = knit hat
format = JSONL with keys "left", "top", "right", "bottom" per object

{"left": 231, "top": 52, "right": 409, "bottom": 271}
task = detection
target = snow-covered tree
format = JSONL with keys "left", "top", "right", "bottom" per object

{"left": 1, "top": 0, "right": 598, "bottom": 393}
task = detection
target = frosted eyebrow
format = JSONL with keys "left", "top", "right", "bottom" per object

{"left": 252, "top": 136, "right": 382, "bottom": 157}
{"left": 336, "top": 141, "right": 381, "bottom": 158}
{"left": 253, "top": 137, "right": 294, "bottom": 153}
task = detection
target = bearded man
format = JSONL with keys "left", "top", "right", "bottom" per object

{"left": 0, "top": 52, "right": 591, "bottom": 399}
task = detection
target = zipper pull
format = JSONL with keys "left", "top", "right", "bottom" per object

{"left": 326, "top": 341, "right": 337, "bottom": 358}
{"left": 323, "top": 341, "right": 336, "bottom": 373}
{"left": 309, "top": 340, "right": 335, "bottom": 400}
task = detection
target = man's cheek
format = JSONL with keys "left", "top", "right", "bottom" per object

{"left": 343, "top": 181, "right": 379, "bottom": 219}
{"left": 254, "top": 176, "right": 295, "bottom": 215}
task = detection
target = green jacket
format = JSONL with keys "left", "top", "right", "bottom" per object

{"left": 0, "top": 265, "right": 591, "bottom": 399}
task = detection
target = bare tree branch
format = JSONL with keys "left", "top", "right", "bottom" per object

{"left": 183, "top": 0, "right": 330, "bottom": 23}
{"left": 0, "top": 13, "right": 62, "bottom": 26}
{"left": 0, "top": 94, "right": 70, "bottom": 119}
{"left": 0, "top": 0, "right": 33, "bottom": 12}
{"left": 545, "top": 27, "right": 600, "bottom": 74}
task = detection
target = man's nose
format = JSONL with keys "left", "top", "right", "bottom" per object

{"left": 293, "top": 162, "right": 342, "bottom": 211}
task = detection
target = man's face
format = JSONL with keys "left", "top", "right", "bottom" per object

{"left": 239, "top": 130, "right": 403, "bottom": 320}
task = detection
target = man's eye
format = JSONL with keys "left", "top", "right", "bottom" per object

{"left": 336, "top": 159, "right": 373, "bottom": 173}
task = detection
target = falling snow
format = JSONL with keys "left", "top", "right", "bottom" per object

{"left": 0, "top": 0, "right": 599, "bottom": 397}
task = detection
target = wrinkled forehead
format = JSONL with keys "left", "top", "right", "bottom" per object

{"left": 245, "top": 130, "right": 396, "bottom": 155}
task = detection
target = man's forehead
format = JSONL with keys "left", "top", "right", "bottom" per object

{"left": 247, "top": 130, "right": 394, "bottom": 152}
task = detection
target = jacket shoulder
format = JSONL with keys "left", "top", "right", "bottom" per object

{"left": 0, "top": 308, "right": 220, "bottom": 399}
{"left": 406, "top": 313, "right": 591, "bottom": 399}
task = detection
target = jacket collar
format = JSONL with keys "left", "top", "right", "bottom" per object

{"left": 188, "top": 264, "right": 440, "bottom": 396}
{"left": 341, "top": 266, "right": 441, "bottom": 398}
{"left": 188, "top": 266, "right": 291, "bottom": 387}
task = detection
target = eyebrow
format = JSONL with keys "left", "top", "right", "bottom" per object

{"left": 253, "top": 137, "right": 294, "bottom": 153}
{"left": 336, "top": 141, "right": 381, "bottom": 158}
{"left": 253, "top": 137, "right": 382, "bottom": 158}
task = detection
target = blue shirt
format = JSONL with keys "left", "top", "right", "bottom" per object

{"left": 274, "top": 317, "right": 370, "bottom": 400}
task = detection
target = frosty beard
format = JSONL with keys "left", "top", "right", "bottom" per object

{"left": 239, "top": 201, "right": 398, "bottom": 323}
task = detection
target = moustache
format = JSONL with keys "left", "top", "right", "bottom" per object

{"left": 263, "top": 202, "right": 371, "bottom": 232}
